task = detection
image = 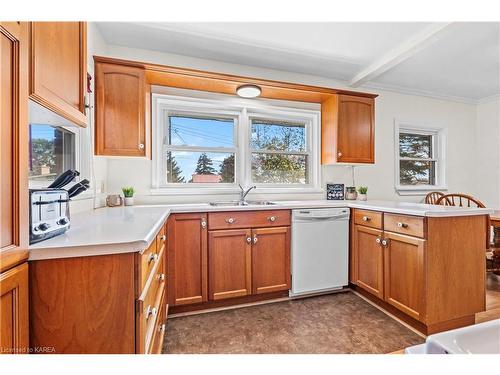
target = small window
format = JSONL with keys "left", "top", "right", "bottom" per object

{"left": 395, "top": 122, "right": 446, "bottom": 193}
{"left": 164, "top": 114, "right": 237, "bottom": 184}
{"left": 29, "top": 124, "right": 77, "bottom": 184}
{"left": 250, "top": 118, "right": 308, "bottom": 184}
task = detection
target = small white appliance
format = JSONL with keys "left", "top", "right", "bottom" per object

{"left": 290, "top": 208, "right": 350, "bottom": 297}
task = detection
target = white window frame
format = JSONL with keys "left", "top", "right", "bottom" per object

{"left": 394, "top": 119, "right": 447, "bottom": 195}
{"left": 151, "top": 93, "right": 321, "bottom": 195}
{"left": 28, "top": 124, "right": 83, "bottom": 189}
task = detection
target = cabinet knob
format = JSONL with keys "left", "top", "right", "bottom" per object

{"left": 381, "top": 239, "right": 389, "bottom": 247}
{"left": 201, "top": 220, "right": 207, "bottom": 229}
{"left": 268, "top": 216, "right": 277, "bottom": 222}
{"left": 225, "top": 217, "right": 236, "bottom": 224}
{"left": 253, "top": 235, "right": 258, "bottom": 244}
{"left": 157, "top": 273, "right": 165, "bottom": 282}
{"left": 138, "top": 143, "right": 145, "bottom": 149}
{"left": 246, "top": 237, "right": 252, "bottom": 244}
{"left": 397, "top": 222, "right": 408, "bottom": 228}
{"left": 146, "top": 305, "right": 157, "bottom": 318}
{"left": 362, "top": 216, "right": 371, "bottom": 222}
{"left": 159, "top": 323, "right": 166, "bottom": 333}
{"left": 160, "top": 235, "right": 166, "bottom": 241}
{"left": 148, "top": 253, "right": 159, "bottom": 263}
{"left": 375, "top": 237, "right": 381, "bottom": 244}
{"left": 338, "top": 151, "right": 342, "bottom": 157}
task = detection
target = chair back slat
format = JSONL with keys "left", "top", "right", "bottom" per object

{"left": 425, "top": 191, "right": 445, "bottom": 205}
{"left": 435, "top": 193, "right": 485, "bottom": 208}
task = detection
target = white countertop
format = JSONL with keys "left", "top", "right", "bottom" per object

{"left": 29, "top": 199, "right": 492, "bottom": 261}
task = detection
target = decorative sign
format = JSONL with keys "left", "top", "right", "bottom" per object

{"left": 326, "top": 183, "right": 345, "bottom": 200}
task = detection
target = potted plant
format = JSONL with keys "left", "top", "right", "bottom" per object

{"left": 122, "top": 186, "right": 135, "bottom": 206}
{"left": 357, "top": 186, "right": 368, "bottom": 201}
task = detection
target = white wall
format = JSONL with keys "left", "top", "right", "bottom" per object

{"left": 475, "top": 97, "right": 500, "bottom": 207}
{"left": 86, "top": 27, "right": 489, "bottom": 206}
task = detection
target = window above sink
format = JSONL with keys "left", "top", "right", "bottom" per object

{"left": 151, "top": 91, "right": 321, "bottom": 195}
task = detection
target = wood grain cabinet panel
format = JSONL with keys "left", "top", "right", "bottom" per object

{"left": 94, "top": 62, "right": 147, "bottom": 156}
{"left": 383, "top": 232, "right": 425, "bottom": 321}
{"left": 208, "top": 229, "right": 252, "bottom": 300}
{"left": 167, "top": 213, "right": 208, "bottom": 306}
{"left": 251, "top": 227, "right": 291, "bottom": 294}
{"left": 322, "top": 94, "right": 375, "bottom": 164}
{"left": 353, "top": 225, "right": 384, "bottom": 299}
{"left": 29, "top": 22, "right": 87, "bottom": 127}
{"left": 0, "top": 263, "right": 29, "bottom": 354}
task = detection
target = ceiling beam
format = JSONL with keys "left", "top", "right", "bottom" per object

{"left": 349, "top": 22, "right": 455, "bottom": 87}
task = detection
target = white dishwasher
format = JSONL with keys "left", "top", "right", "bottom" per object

{"left": 290, "top": 208, "right": 350, "bottom": 297}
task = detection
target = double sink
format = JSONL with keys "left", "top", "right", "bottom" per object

{"left": 209, "top": 200, "right": 277, "bottom": 207}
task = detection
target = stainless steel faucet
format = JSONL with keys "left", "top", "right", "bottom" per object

{"left": 239, "top": 184, "right": 256, "bottom": 205}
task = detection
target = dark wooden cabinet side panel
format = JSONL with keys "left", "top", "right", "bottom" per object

{"left": 30, "top": 253, "right": 136, "bottom": 354}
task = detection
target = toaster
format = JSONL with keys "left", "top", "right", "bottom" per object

{"left": 29, "top": 189, "right": 70, "bottom": 244}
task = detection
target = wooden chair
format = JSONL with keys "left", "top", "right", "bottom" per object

{"left": 424, "top": 191, "right": 445, "bottom": 205}
{"left": 435, "top": 193, "right": 486, "bottom": 208}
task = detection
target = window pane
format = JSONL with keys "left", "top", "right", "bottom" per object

{"left": 251, "top": 119, "right": 306, "bottom": 152}
{"left": 168, "top": 115, "right": 234, "bottom": 148}
{"left": 251, "top": 153, "right": 308, "bottom": 184}
{"left": 166, "top": 151, "right": 234, "bottom": 183}
{"left": 400, "top": 160, "right": 436, "bottom": 185}
{"left": 399, "top": 133, "right": 432, "bottom": 158}
{"left": 29, "top": 125, "right": 76, "bottom": 183}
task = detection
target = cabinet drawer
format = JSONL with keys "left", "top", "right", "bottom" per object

{"left": 384, "top": 213, "right": 425, "bottom": 238}
{"left": 138, "top": 239, "right": 159, "bottom": 293}
{"left": 149, "top": 298, "right": 167, "bottom": 354}
{"left": 208, "top": 210, "right": 291, "bottom": 230}
{"left": 353, "top": 209, "right": 382, "bottom": 229}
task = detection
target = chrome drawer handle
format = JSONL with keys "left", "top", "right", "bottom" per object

{"left": 362, "top": 216, "right": 371, "bottom": 222}
{"left": 148, "top": 253, "right": 159, "bottom": 263}
{"left": 225, "top": 217, "right": 236, "bottom": 224}
{"left": 397, "top": 222, "right": 408, "bottom": 228}
{"left": 268, "top": 216, "right": 277, "bottom": 222}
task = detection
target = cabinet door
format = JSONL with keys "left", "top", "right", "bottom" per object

{"left": 94, "top": 62, "right": 147, "bottom": 156}
{"left": 337, "top": 95, "right": 374, "bottom": 163}
{"left": 168, "top": 213, "right": 208, "bottom": 305}
{"left": 208, "top": 229, "right": 252, "bottom": 300}
{"left": 353, "top": 225, "right": 384, "bottom": 299}
{"left": 251, "top": 227, "right": 291, "bottom": 294}
{"left": 29, "top": 22, "right": 87, "bottom": 127}
{"left": 1, "top": 22, "right": 29, "bottom": 273}
{"left": 384, "top": 232, "right": 425, "bottom": 321}
{"left": 0, "top": 263, "right": 28, "bottom": 354}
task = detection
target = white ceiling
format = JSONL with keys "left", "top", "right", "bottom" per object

{"left": 96, "top": 22, "right": 500, "bottom": 103}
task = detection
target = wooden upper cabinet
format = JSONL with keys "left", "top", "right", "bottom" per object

{"left": 208, "top": 229, "right": 252, "bottom": 300}
{"left": 167, "top": 213, "right": 208, "bottom": 306}
{"left": 322, "top": 94, "right": 375, "bottom": 164}
{"left": 29, "top": 22, "right": 87, "bottom": 127}
{"left": 251, "top": 227, "right": 291, "bottom": 294}
{"left": 383, "top": 232, "right": 425, "bottom": 321}
{"left": 94, "top": 61, "right": 148, "bottom": 157}
{"left": 1, "top": 22, "right": 29, "bottom": 272}
{"left": 353, "top": 225, "right": 384, "bottom": 299}
{"left": 0, "top": 263, "right": 29, "bottom": 354}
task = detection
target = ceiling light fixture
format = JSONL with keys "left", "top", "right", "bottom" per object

{"left": 236, "top": 84, "right": 261, "bottom": 98}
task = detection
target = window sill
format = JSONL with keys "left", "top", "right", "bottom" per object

{"left": 150, "top": 186, "right": 324, "bottom": 196}
{"left": 396, "top": 186, "right": 448, "bottom": 196}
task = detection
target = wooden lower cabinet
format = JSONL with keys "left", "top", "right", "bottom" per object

{"left": 0, "top": 263, "right": 29, "bottom": 354}
{"left": 383, "top": 232, "right": 425, "bottom": 321}
{"left": 252, "top": 227, "right": 291, "bottom": 294}
{"left": 208, "top": 229, "right": 252, "bottom": 300}
{"left": 167, "top": 213, "right": 208, "bottom": 306}
{"left": 353, "top": 224, "right": 384, "bottom": 299}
